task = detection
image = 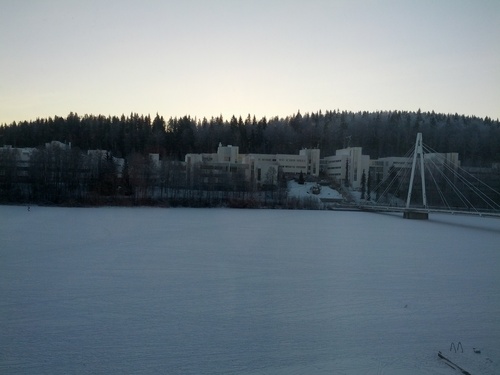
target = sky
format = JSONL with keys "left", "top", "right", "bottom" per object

{"left": 1, "top": 0, "right": 499, "bottom": 125}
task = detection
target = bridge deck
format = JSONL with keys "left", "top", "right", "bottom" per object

{"left": 358, "top": 205, "right": 500, "bottom": 218}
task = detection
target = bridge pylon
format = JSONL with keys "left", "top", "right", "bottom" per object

{"left": 404, "top": 132, "right": 429, "bottom": 220}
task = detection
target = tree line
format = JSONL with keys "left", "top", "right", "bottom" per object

{"left": 1, "top": 110, "right": 499, "bottom": 166}
{"left": 1, "top": 109, "right": 499, "bottom": 207}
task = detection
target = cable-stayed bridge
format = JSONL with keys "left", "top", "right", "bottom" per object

{"left": 358, "top": 133, "right": 500, "bottom": 219}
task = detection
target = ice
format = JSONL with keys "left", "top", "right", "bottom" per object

{"left": 1, "top": 205, "right": 499, "bottom": 374}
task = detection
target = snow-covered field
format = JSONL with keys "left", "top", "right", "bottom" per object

{"left": 287, "top": 181, "right": 344, "bottom": 202}
{"left": 1, "top": 205, "right": 499, "bottom": 374}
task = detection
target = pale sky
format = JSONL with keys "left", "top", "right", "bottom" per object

{"left": 1, "top": 0, "right": 499, "bottom": 125}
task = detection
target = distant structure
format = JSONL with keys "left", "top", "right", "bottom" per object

{"left": 321, "top": 147, "right": 370, "bottom": 189}
{"left": 404, "top": 133, "right": 428, "bottom": 219}
{"left": 185, "top": 143, "right": 320, "bottom": 189}
{"left": 370, "top": 153, "right": 460, "bottom": 183}
{"left": 0, "top": 141, "right": 125, "bottom": 183}
{"left": 1, "top": 138, "right": 470, "bottom": 195}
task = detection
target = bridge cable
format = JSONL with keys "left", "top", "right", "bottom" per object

{"left": 427, "top": 145, "right": 500, "bottom": 212}
{"left": 373, "top": 146, "right": 415, "bottom": 205}
{"left": 423, "top": 143, "right": 500, "bottom": 201}
{"left": 422, "top": 144, "right": 500, "bottom": 211}
{"left": 422, "top": 149, "right": 478, "bottom": 212}
{"left": 422, "top": 146, "right": 479, "bottom": 211}
{"left": 424, "top": 158, "right": 451, "bottom": 210}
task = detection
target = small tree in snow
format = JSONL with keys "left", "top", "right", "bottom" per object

{"left": 360, "top": 169, "right": 366, "bottom": 200}
{"left": 344, "top": 159, "right": 349, "bottom": 187}
{"left": 366, "top": 171, "right": 371, "bottom": 201}
{"left": 298, "top": 171, "right": 305, "bottom": 185}
{"left": 376, "top": 173, "right": 381, "bottom": 201}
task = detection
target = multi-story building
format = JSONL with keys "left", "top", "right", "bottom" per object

{"left": 185, "top": 144, "right": 320, "bottom": 188}
{"left": 185, "top": 145, "right": 248, "bottom": 190}
{"left": 371, "top": 153, "right": 460, "bottom": 182}
{"left": 2, "top": 139, "right": 466, "bottom": 195}
{"left": 321, "top": 147, "right": 370, "bottom": 189}
{"left": 0, "top": 145, "right": 34, "bottom": 181}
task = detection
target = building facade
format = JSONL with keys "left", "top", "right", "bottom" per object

{"left": 2, "top": 139, "right": 467, "bottom": 197}
{"left": 321, "top": 147, "right": 370, "bottom": 189}
{"left": 370, "top": 152, "right": 460, "bottom": 182}
{"left": 185, "top": 144, "right": 321, "bottom": 189}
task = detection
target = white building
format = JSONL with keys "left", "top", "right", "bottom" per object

{"left": 185, "top": 143, "right": 240, "bottom": 165}
{"left": 87, "top": 149, "right": 125, "bottom": 178}
{"left": 370, "top": 152, "right": 460, "bottom": 182}
{"left": 321, "top": 147, "right": 370, "bottom": 189}
{"left": 1, "top": 142, "right": 73, "bottom": 180}
{"left": 185, "top": 144, "right": 248, "bottom": 189}
{"left": 185, "top": 144, "right": 320, "bottom": 188}
{"left": 321, "top": 145, "right": 461, "bottom": 190}
{"left": 0, "top": 145, "right": 35, "bottom": 179}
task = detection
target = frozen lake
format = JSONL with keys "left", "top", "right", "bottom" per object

{"left": 1, "top": 206, "right": 499, "bottom": 374}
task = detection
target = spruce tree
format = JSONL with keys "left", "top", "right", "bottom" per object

{"left": 344, "top": 159, "right": 349, "bottom": 187}
{"left": 298, "top": 170, "right": 305, "bottom": 185}
{"left": 361, "top": 169, "right": 366, "bottom": 200}
{"left": 366, "top": 172, "right": 371, "bottom": 201}
{"left": 376, "top": 173, "right": 381, "bottom": 201}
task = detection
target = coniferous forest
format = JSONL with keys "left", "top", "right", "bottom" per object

{"left": 1, "top": 110, "right": 499, "bottom": 164}
{"left": 1, "top": 110, "right": 499, "bottom": 207}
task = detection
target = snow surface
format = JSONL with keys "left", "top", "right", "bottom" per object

{"left": 1, "top": 206, "right": 499, "bottom": 374}
{"left": 287, "top": 181, "right": 344, "bottom": 202}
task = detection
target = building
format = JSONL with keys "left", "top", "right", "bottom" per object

{"left": 87, "top": 149, "right": 125, "bottom": 178}
{"left": 185, "top": 145, "right": 248, "bottom": 190}
{"left": 0, "top": 145, "right": 35, "bottom": 180}
{"left": 370, "top": 152, "right": 460, "bottom": 182}
{"left": 3, "top": 138, "right": 469, "bottom": 197}
{"left": 185, "top": 143, "right": 321, "bottom": 189}
{"left": 321, "top": 147, "right": 370, "bottom": 189}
